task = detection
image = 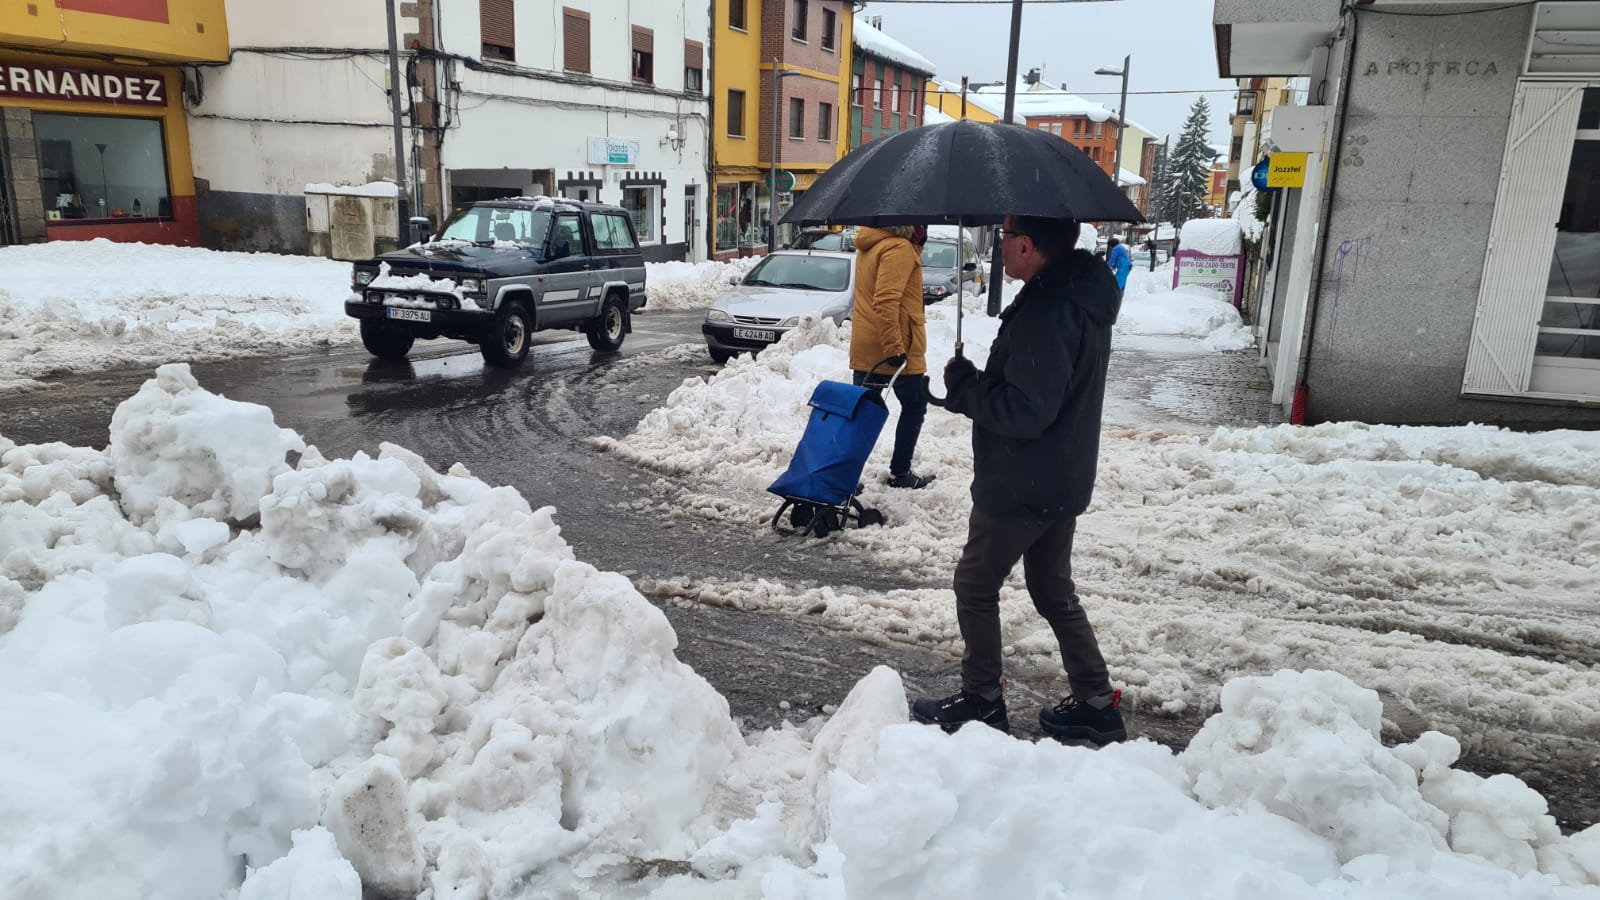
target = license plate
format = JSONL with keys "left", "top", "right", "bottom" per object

{"left": 387, "top": 307, "right": 431, "bottom": 322}
{"left": 732, "top": 327, "right": 775, "bottom": 342}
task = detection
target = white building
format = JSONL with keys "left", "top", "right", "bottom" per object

{"left": 187, "top": 0, "right": 710, "bottom": 260}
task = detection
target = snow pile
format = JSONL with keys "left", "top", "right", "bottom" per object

{"left": 0, "top": 239, "right": 354, "bottom": 392}
{"left": 367, "top": 262, "right": 478, "bottom": 309}
{"left": 923, "top": 104, "right": 955, "bottom": 125}
{"left": 645, "top": 257, "right": 761, "bottom": 311}
{"left": 4, "top": 367, "right": 1600, "bottom": 897}
{"left": 1180, "top": 218, "right": 1244, "bottom": 257}
{"left": 1235, "top": 185, "right": 1268, "bottom": 245}
{"left": 305, "top": 182, "right": 401, "bottom": 198}
{"left": 1118, "top": 269, "right": 1253, "bottom": 350}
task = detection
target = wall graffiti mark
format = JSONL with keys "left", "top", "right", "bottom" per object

{"left": 1328, "top": 235, "right": 1375, "bottom": 355}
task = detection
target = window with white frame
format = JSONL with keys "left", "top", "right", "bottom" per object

{"left": 852, "top": 74, "right": 862, "bottom": 106}
{"left": 874, "top": 78, "right": 883, "bottom": 109}
{"left": 892, "top": 77, "right": 901, "bottom": 114}
{"left": 621, "top": 184, "right": 660, "bottom": 244}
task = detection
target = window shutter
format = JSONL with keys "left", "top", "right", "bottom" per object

{"left": 633, "top": 26, "right": 654, "bottom": 55}
{"left": 685, "top": 39, "right": 703, "bottom": 71}
{"left": 563, "top": 8, "right": 590, "bottom": 74}
{"left": 1463, "top": 81, "right": 1585, "bottom": 395}
{"left": 481, "top": 0, "right": 515, "bottom": 53}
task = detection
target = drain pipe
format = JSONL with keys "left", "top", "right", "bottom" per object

{"left": 1291, "top": 2, "right": 1360, "bottom": 424}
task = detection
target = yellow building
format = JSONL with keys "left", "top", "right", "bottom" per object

{"left": 0, "top": 0, "right": 227, "bottom": 246}
{"left": 1225, "top": 76, "right": 1291, "bottom": 200}
{"left": 925, "top": 80, "right": 1000, "bottom": 124}
{"left": 712, "top": 0, "right": 854, "bottom": 258}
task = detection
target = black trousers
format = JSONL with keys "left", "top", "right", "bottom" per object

{"left": 953, "top": 507, "right": 1112, "bottom": 702}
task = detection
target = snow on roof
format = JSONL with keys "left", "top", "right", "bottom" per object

{"left": 923, "top": 104, "right": 955, "bottom": 125}
{"left": 852, "top": 17, "right": 936, "bottom": 76}
{"left": 1118, "top": 169, "right": 1146, "bottom": 187}
{"left": 972, "top": 80, "right": 1117, "bottom": 124}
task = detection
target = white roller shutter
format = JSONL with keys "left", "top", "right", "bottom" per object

{"left": 1463, "top": 81, "right": 1584, "bottom": 395}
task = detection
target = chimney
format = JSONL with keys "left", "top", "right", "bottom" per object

{"left": 1024, "top": 67, "right": 1041, "bottom": 86}
{"left": 871, "top": 15, "right": 883, "bottom": 28}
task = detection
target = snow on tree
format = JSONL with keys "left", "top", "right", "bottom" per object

{"left": 1155, "top": 97, "right": 1215, "bottom": 231}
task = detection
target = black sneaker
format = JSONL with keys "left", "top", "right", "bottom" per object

{"left": 1040, "top": 690, "right": 1127, "bottom": 745}
{"left": 911, "top": 688, "right": 1009, "bottom": 734}
{"left": 887, "top": 471, "right": 935, "bottom": 489}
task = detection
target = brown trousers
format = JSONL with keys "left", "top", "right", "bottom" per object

{"left": 953, "top": 507, "right": 1112, "bottom": 702}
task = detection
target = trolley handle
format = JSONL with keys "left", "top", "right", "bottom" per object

{"left": 863, "top": 356, "right": 908, "bottom": 392}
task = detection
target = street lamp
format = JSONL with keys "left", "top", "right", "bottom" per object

{"left": 769, "top": 59, "right": 802, "bottom": 252}
{"left": 1094, "top": 55, "right": 1130, "bottom": 206}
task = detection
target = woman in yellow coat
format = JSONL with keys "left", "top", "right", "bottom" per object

{"left": 849, "top": 224, "right": 934, "bottom": 489}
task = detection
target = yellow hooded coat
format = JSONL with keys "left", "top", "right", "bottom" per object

{"left": 849, "top": 226, "right": 926, "bottom": 375}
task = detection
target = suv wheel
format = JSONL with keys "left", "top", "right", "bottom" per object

{"left": 586, "top": 294, "right": 628, "bottom": 352}
{"left": 481, "top": 302, "right": 532, "bottom": 367}
{"left": 360, "top": 319, "right": 415, "bottom": 360}
{"left": 708, "top": 346, "right": 735, "bottom": 365}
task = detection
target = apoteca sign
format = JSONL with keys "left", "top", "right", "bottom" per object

{"left": 0, "top": 62, "right": 167, "bottom": 107}
{"left": 588, "top": 137, "right": 640, "bottom": 166}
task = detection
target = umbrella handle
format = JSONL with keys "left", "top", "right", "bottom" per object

{"left": 926, "top": 342, "right": 963, "bottom": 408}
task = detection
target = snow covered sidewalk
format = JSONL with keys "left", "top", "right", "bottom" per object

{"left": 2, "top": 364, "right": 1598, "bottom": 898}
{"left": 0, "top": 240, "right": 762, "bottom": 392}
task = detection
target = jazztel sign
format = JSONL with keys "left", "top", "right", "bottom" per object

{"left": 1266, "top": 152, "right": 1308, "bottom": 189}
{"left": 0, "top": 62, "right": 167, "bottom": 107}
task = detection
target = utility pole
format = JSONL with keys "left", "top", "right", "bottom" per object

{"left": 768, "top": 59, "right": 798, "bottom": 253}
{"left": 384, "top": 0, "right": 410, "bottom": 243}
{"left": 1095, "top": 56, "right": 1129, "bottom": 194}
{"left": 985, "top": 0, "right": 1025, "bottom": 318}
{"left": 960, "top": 75, "right": 968, "bottom": 120}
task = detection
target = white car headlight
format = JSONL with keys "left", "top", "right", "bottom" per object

{"left": 779, "top": 316, "right": 800, "bottom": 327}
{"left": 354, "top": 269, "right": 376, "bottom": 286}
{"left": 706, "top": 308, "right": 731, "bottom": 323}
{"left": 458, "top": 278, "right": 484, "bottom": 294}
{"left": 928, "top": 285, "right": 949, "bottom": 297}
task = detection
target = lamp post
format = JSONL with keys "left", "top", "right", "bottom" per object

{"left": 1094, "top": 55, "right": 1130, "bottom": 203}
{"left": 769, "top": 59, "right": 801, "bottom": 252}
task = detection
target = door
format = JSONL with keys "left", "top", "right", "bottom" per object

{"left": 684, "top": 184, "right": 697, "bottom": 259}
{"left": 540, "top": 212, "right": 593, "bottom": 324}
{"left": 1462, "top": 81, "right": 1586, "bottom": 396}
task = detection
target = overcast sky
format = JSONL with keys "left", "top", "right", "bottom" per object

{"left": 860, "top": 0, "right": 1238, "bottom": 151}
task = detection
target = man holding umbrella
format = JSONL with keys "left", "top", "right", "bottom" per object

{"left": 910, "top": 213, "right": 1127, "bottom": 743}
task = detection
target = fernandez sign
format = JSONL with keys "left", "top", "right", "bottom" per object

{"left": 0, "top": 62, "right": 167, "bottom": 107}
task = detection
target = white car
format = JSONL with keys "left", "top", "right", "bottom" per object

{"left": 701, "top": 250, "right": 857, "bottom": 363}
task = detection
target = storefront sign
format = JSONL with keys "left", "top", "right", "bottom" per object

{"left": 1173, "top": 252, "right": 1246, "bottom": 311}
{"left": 0, "top": 62, "right": 167, "bottom": 107}
{"left": 1362, "top": 60, "right": 1501, "bottom": 78}
{"left": 1251, "top": 158, "right": 1274, "bottom": 192}
{"left": 588, "top": 137, "right": 640, "bottom": 166}
{"left": 1267, "top": 153, "right": 1308, "bottom": 189}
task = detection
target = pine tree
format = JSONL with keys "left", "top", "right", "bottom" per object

{"left": 1155, "top": 97, "right": 1214, "bottom": 231}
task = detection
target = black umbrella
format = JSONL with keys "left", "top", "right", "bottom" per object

{"left": 781, "top": 119, "right": 1145, "bottom": 228}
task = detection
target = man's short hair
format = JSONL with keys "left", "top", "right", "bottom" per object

{"left": 1012, "top": 215, "right": 1079, "bottom": 262}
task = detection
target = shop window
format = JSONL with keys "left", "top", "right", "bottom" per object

{"left": 716, "top": 183, "right": 746, "bottom": 251}
{"left": 36, "top": 113, "right": 170, "bottom": 222}
{"left": 622, "top": 184, "right": 660, "bottom": 243}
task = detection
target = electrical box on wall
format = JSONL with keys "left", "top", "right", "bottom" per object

{"left": 1268, "top": 105, "right": 1332, "bottom": 154}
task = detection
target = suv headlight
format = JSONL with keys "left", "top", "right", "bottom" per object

{"left": 458, "top": 278, "right": 484, "bottom": 294}
{"left": 927, "top": 284, "right": 949, "bottom": 297}
{"left": 353, "top": 268, "right": 377, "bottom": 286}
{"left": 706, "top": 308, "right": 731, "bottom": 323}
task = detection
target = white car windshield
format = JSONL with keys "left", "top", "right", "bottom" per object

{"left": 744, "top": 255, "right": 850, "bottom": 291}
{"left": 437, "top": 207, "right": 552, "bottom": 247}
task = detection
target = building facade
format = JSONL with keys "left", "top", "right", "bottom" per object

{"left": 0, "top": 0, "right": 229, "bottom": 247}
{"left": 849, "top": 16, "right": 933, "bottom": 147}
{"left": 1225, "top": 76, "right": 1292, "bottom": 201}
{"left": 711, "top": 0, "right": 853, "bottom": 259}
{"left": 926, "top": 79, "right": 1001, "bottom": 124}
{"left": 1215, "top": 0, "right": 1600, "bottom": 426}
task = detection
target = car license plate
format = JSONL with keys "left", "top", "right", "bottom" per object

{"left": 732, "top": 327, "right": 775, "bottom": 342}
{"left": 387, "top": 307, "right": 431, "bottom": 322}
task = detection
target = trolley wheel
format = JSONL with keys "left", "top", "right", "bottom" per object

{"left": 811, "top": 508, "right": 840, "bottom": 537}
{"left": 858, "top": 508, "right": 885, "bottom": 527}
{"left": 790, "top": 502, "right": 816, "bottom": 529}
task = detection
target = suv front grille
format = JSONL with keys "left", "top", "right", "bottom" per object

{"left": 731, "top": 314, "right": 784, "bottom": 326}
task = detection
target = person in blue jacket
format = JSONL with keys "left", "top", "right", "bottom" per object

{"left": 1106, "top": 235, "right": 1132, "bottom": 295}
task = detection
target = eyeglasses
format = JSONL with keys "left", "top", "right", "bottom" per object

{"left": 997, "top": 227, "right": 1029, "bottom": 241}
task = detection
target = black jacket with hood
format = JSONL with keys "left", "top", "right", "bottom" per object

{"left": 945, "top": 248, "right": 1121, "bottom": 520}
